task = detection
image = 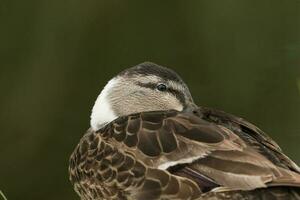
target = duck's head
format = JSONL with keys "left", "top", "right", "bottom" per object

{"left": 91, "top": 62, "right": 197, "bottom": 130}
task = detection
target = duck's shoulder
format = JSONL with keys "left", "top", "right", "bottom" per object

{"left": 196, "top": 106, "right": 300, "bottom": 173}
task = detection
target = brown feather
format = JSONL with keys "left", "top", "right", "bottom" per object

{"left": 69, "top": 108, "right": 300, "bottom": 199}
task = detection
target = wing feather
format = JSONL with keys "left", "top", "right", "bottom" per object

{"left": 69, "top": 108, "right": 300, "bottom": 199}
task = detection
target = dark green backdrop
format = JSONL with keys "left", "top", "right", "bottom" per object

{"left": 1, "top": 1, "right": 300, "bottom": 199}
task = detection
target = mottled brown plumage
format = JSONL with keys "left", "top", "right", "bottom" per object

{"left": 69, "top": 109, "right": 300, "bottom": 199}
{"left": 69, "top": 62, "right": 300, "bottom": 199}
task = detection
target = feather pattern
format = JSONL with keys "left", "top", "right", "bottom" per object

{"left": 69, "top": 108, "right": 300, "bottom": 199}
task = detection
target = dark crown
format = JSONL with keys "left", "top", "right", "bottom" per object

{"left": 118, "top": 62, "right": 184, "bottom": 83}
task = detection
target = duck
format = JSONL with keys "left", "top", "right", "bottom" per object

{"left": 69, "top": 62, "right": 300, "bottom": 200}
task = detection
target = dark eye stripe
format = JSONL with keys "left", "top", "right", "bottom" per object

{"left": 136, "top": 82, "right": 186, "bottom": 105}
{"left": 136, "top": 82, "right": 157, "bottom": 90}
{"left": 168, "top": 88, "right": 186, "bottom": 105}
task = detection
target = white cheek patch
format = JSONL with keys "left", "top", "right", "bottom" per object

{"left": 90, "top": 78, "right": 118, "bottom": 131}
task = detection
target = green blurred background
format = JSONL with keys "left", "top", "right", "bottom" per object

{"left": 1, "top": 1, "right": 300, "bottom": 199}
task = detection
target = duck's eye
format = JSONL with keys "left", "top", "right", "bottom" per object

{"left": 157, "top": 83, "right": 167, "bottom": 91}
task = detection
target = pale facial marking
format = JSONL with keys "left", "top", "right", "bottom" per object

{"left": 90, "top": 78, "right": 118, "bottom": 131}
{"left": 167, "top": 80, "right": 185, "bottom": 91}
{"left": 90, "top": 74, "right": 190, "bottom": 130}
{"left": 135, "top": 75, "right": 161, "bottom": 84}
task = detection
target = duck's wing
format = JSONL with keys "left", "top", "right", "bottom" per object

{"left": 69, "top": 109, "right": 300, "bottom": 200}
{"left": 197, "top": 106, "right": 300, "bottom": 173}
